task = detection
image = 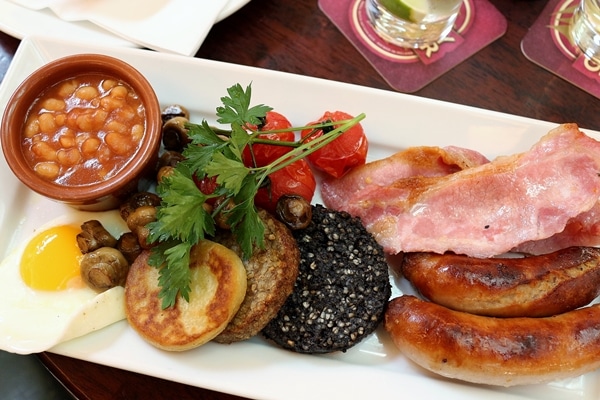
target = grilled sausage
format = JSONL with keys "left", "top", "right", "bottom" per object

{"left": 400, "top": 247, "right": 600, "bottom": 317}
{"left": 385, "top": 295, "right": 600, "bottom": 387}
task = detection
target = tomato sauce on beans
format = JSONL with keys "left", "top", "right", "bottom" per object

{"left": 21, "top": 74, "right": 146, "bottom": 186}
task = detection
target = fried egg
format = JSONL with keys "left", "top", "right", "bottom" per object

{"left": 0, "top": 210, "right": 129, "bottom": 354}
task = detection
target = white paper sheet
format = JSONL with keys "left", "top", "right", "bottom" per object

{"left": 4, "top": 0, "right": 246, "bottom": 55}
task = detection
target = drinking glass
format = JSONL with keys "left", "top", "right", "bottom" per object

{"left": 570, "top": 0, "right": 600, "bottom": 62}
{"left": 366, "top": 0, "right": 463, "bottom": 48}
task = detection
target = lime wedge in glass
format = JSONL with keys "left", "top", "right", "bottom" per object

{"left": 379, "top": 0, "right": 430, "bottom": 23}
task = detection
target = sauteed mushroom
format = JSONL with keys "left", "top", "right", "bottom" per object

{"left": 162, "top": 116, "right": 191, "bottom": 152}
{"left": 276, "top": 195, "right": 312, "bottom": 230}
{"left": 158, "top": 150, "right": 185, "bottom": 169}
{"left": 161, "top": 104, "right": 189, "bottom": 124}
{"left": 157, "top": 165, "right": 175, "bottom": 183}
{"left": 156, "top": 150, "right": 184, "bottom": 183}
{"left": 126, "top": 205, "right": 157, "bottom": 249}
{"left": 116, "top": 232, "right": 143, "bottom": 265}
{"left": 80, "top": 247, "right": 129, "bottom": 292}
{"left": 119, "top": 191, "right": 161, "bottom": 221}
{"left": 76, "top": 220, "right": 118, "bottom": 253}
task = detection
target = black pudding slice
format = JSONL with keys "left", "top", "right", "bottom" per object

{"left": 261, "top": 204, "right": 391, "bottom": 354}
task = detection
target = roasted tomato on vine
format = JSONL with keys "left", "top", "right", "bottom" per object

{"left": 242, "top": 111, "right": 295, "bottom": 167}
{"left": 301, "top": 111, "right": 368, "bottom": 178}
{"left": 254, "top": 159, "right": 316, "bottom": 213}
{"left": 192, "top": 173, "right": 219, "bottom": 205}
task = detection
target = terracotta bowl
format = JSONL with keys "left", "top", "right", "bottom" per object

{"left": 1, "top": 54, "right": 162, "bottom": 211}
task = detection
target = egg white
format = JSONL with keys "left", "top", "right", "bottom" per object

{"left": 0, "top": 210, "right": 129, "bottom": 354}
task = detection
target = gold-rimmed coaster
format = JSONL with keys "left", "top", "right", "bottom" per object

{"left": 319, "top": 0, "right": 507, "bottom": 92}
{"left": 521, "top": 0, "right": 600, "bottom": 99}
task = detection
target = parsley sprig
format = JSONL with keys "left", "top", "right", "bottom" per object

{"left": 146, "top": 83, "right": 365, "bottom": 309}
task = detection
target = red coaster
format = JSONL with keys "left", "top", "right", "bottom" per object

{"left": 318, "top": 0, "right": 507, "bottom": 92}
{"left": 521, "top": 0, "right": 600, "bottom": 99}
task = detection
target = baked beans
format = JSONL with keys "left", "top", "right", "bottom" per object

{"left": 22, "top": 74, "right": 146, "bottom": 185}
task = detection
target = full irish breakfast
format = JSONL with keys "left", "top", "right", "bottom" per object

{"left": 4, "top": 77, "right": 600, "bottom": 390}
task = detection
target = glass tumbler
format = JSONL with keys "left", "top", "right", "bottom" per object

{"left": 570, "top": 0, "right": 600, "bottom": 62}
{"left": 366, "top": 0, "right": 463, "bottom": 48}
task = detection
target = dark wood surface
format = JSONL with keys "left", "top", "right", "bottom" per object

{"left": 1, "top": 0, "right": 599, "bottom": 399}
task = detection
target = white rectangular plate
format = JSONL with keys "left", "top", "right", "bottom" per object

{"left": 1, "top": 36, "right": 599, "bottom": 400}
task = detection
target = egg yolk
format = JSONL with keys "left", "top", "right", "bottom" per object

{"left": 20, "top": 224, "right": 83, "bottom": 291}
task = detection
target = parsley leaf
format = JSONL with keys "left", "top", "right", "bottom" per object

{"left": 204, "top": 152, "right": 249, "bottom": 194}
{"left": 148, "top": 241, "right": 193, "bottom": 309}
{"left": 148, "top": 167, "right": 214, "bottom": 244}
{"left": 228, "top": 123, "right": 252, "bottom": 160}
{"left": 229, "top": 174, "right": 264, "bottom": 256}
{"left": 216, "top": 83, "right": 272, "bottom": 126}
{"left": 187, "top": 120, "right": 225, "bottom": 146}
{"left": 145, "top": 167, "right": 215, "bottom": 309}
{"left": 146, "top": 82, "right": 365, "bottom": 309}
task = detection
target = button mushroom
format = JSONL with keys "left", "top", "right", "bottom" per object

{"left": 157, "top": 165, "right": 175, "bottom": 183}
{"left": 161, "top": 104, "right": 189, "bottom": 124}
{"left": 276, "top": 194, "right": 312, "bottom": 230}
{"left": 126, "top": 205, "right": 157, "bottom": 249}
{"left": 80, "top": 247, "right": 129, "bottom": 292}
{"left": 119, "top": 191, "right": 161, "bottom": 222}
{"left": 76, "top": 220, "right": 118, "bottom": 254}
{"left": 116, "top": 232, "right": 143, "bottom": 265}
{"left": 162, "top": 116, "right": 191, "bottom": 152}
{"left": 156, "top": 150, "right": 185, "bottom": 183}
{"left": 158, "top": 150, "right": 185, "bottom": 169}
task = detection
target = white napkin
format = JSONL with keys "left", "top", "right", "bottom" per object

{"left": 7, "top": 0, "right": 230, "bottom": 56}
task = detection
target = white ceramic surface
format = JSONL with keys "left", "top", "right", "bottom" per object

{"left": 0, "top": 36, "right": 599, "bottom": 400}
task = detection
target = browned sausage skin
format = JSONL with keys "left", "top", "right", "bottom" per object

{"left": 384, "top": 295, "right": 600, "bottom": 387}
{"left": 400, "top": 247, "right": 600, "bottom": 317}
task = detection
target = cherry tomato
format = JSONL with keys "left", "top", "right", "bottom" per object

{"left": 192, "top": 173, "right": 220, "bottom": 206}
{"left": 193, "top": 173, "right": 218, "bottom": 196}
{"left": 254, "top": 159, "right": 316, "bottom": 213}
{"left": 301, "top": 111, "right": 368, "bottom": 178}
{"left": 243, "top": 111, "right": 295, "bottom": 167}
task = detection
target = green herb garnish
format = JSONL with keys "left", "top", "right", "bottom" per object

{"left": 147, "top": 83, "right": 365, "bottom": 309}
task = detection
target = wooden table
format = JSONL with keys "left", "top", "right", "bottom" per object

{"left": 1, "top": 0, "right": 599, "bottom": 398}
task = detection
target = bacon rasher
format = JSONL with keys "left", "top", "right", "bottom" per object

{"left": 514, "top": 202, "right": 600, "bottom": 254}
{"left": 321, "top": 124, "right": 600, "bottom": 258}
{"left": 321, "top": 145, "right": 489, "bottom": 211}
